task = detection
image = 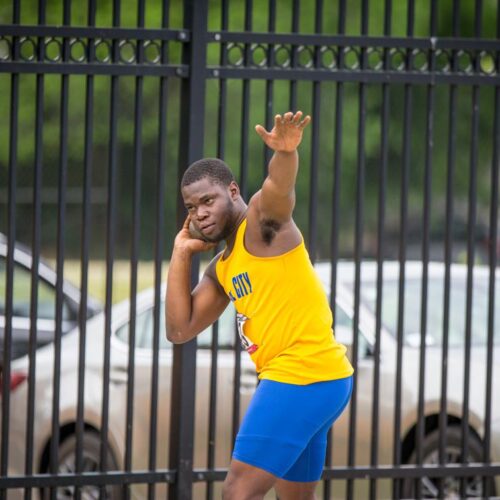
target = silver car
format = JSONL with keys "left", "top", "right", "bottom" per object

{"left": 0, "top": 234, "right": 102, "bottom": 366}
{"left": 4, "top": 261, "right": 500, "bottom": 499}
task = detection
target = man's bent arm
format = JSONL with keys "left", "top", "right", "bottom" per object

{"left": 166, "top": 247, "right": 228, "bottom": 344}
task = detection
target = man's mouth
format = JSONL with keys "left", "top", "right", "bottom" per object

{"left": 200, "top": 223, "right": 215, "bottom": 234}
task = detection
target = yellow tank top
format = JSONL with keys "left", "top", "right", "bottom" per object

{"left": 215, "top": 219, "right": 354, "bottom": 385}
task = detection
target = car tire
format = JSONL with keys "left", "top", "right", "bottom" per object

{"left": 402, "top": 426, "right": 496, "bottom": 499}
{"left": 41, "top": 431, "right": 121, "bottom": 500}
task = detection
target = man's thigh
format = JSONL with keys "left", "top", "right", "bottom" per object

{"left": 274, "top": 478, "right": 318, "bottom": 500}
{"left": 223, "top": 459, "right": 278, "bottom": 499}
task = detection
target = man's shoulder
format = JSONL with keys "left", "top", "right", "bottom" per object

{"left": 204, "top": 251, "right": 224, "bottom": 281}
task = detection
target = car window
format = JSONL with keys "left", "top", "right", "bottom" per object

{"left": 197, "top": 304, "right": 236, "bottom": 349}
{"left": 334, "top": 303, "right": 371, "bottom": 358}
{"left": 115, "top": 306, "right": 170, "bottom": 350}
{"left": 0, "top": 256, "right": 73, "bottom": 321}
{"left": 114, "top": 301, "right": 236, "bottom": 350}
{"left": 361, "top": 275, "right": 500, "bottom": 346}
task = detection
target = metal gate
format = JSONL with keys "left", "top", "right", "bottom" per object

{"left": 0, "top": 0, "right": 499, "bottom": 498}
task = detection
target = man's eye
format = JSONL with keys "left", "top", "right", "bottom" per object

{"left": 206, "top": 198, "right": 214, "bottom": 205}
{"left": 186, "top": 206, "right": 195, "bottom": 212}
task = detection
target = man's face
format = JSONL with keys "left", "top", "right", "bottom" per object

{"left": 181, "top": 178, "right": 239, "bottom": 243}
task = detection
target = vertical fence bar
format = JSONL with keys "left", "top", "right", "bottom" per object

{"left": 1, "top": 3, "right": 21, "bottom": 498}
{"left": 217, "top": 0, "right": 228, "bottom": 162}
{"left": 307, "top": 0, "right": 322, "bottom": 263}
{"left": 230, "top": 333, "right": 242, "bottom": 453}
{"left": 206, "top": 320, "right": 219, "bottom": 500}
{"left": 147, "top": 3, "right": 169, "bottom": 499}
{"left": 392, "top": 2, "right": 414, "bottom": 499}
{"left": 205, "top": 3, "right": 230, "bottom": 497}
{"left": 25, "top": 0, "right": 47, "bottom": 497}
{"left": 460, "top": 2, "right": 482, "bottom": 497}
{"left": 100, "top": 1, "right": 121, "bottom": 491}
{"left": 289, "top": 0, "right": 300, "bottom": 111}
{"left": 74, "top": 2, "right": 96, "bottom": 499}
{"left": 49, "top": 3, "right": 71, "bottom": 497}
{"left": 369, "top": 2, "right": 391, "bottom": 499}
{"left": 123, "top": 2, "right": 146, "bottom": 498}
{"left": 438, "top": 2, "right": 460, "bottom": 497}
{"left": 238, "top": 0, "right": 252, "bottom": 200}
{"left": 263, "top": 0, "right": 276, "bottom": 172}
{"left": 168, "top": 1, "right": 208, "bottom": 497}
{"left": 347, "top": 1, "right": 369, "bottom": 498}
{"left": 483, "top": 7, "right": 500, "bottom": 497}
{"left": 325, "top": 1, "right": 346, "bottom": 496}
{"left": 414, "top": 2, "right": 437, "bottom": 498}
{"left": 231, "top": 0, "right": 253, "bottom": 453}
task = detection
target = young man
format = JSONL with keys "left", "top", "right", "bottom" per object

{"left": 166, "top": 111, "right": 354, "bottom": 500}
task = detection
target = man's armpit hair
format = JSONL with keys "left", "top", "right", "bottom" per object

{"left": 260, "top": 219, "right": 281, "bottom": 245}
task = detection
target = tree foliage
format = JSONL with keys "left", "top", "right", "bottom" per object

{"left": 0, "top": 0, "right": 497, "bottom": 261}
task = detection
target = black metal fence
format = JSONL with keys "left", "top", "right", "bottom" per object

{"left": 0, "top": 0, "right": 499, "bottom": 499}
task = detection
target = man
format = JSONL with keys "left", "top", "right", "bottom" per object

{"left": 166, "top": 111, "right": 354, "bottom": 500}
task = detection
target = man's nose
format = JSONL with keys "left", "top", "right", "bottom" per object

{"left": 195, "top": 207, "right": 209, "bottom": 219}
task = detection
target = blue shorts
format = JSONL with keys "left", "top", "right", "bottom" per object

{"left": 232, "top": 375, "right": 353, "bottom": 482}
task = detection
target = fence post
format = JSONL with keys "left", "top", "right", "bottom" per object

{"left": 168, "top": 0, "right": 208, "bottom": 498}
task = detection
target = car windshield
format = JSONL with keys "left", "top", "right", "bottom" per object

{"left": 361, "top": 275, "right": 500, "bottom": 346}
{"left": 115, "top": 301, "right": 237, "bottom": 350}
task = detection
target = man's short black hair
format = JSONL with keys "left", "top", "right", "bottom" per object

{"left": 181, "top": 158, "right": 235, "bottom": 188}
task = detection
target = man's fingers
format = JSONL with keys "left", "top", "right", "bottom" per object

{"left": 274, "top": 114, "right": 282, "bottom": 128}
{"left": 283, "top": 111, "right": 293, "bottom": 122}
{"left": 255, "top": 124, "right": 270, "bottom": 139}
{"left": 292, "top": 111, "right": 303, "bottom": 124}
{"left": 299, "top": 115, "right": 312, "bottom": 129}
{"left": 182, "top": 216, "right": 191, "bottom": 229}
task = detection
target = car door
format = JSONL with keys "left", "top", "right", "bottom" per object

{"left": 0, "top": 255, "right": 76, "bottom": 365}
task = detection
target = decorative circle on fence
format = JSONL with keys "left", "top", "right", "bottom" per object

{"left": 412, "top": 49, "right": 428, "bottom": 71}
{"left": 94, "top": 39, "right": 111, "bottom": 63}
{"left": 19, "top": 37, "right": 36, "bottom": 61}
{"left": 297, "top": 45, "right": 314, "bottom": 68}
{"left": 144, "top": 41, "right": 161, "bottom": 64}
{"left": 0, "top": 37, "right": 11, "bottom": 61}
{"left": 367, "top": 47, "right": 383, "bottom": 70}
{"left": 44, "top": 37, "right": 62, "bottom": 62}
{"left": 479, "top": 51, "right": 496, "bottom": 75}
{"left": 274, "top": 44, "right": 290, "bottom": 67}
{"left": 227, "top": 43, "right": 244, "bottom": 66}
{"left": 435, "top": 49, "right": 450, "bottom": 72}
{"left": 456, "top": 50, "right": 472, "bottom": 73}
{"left": 119, "top": 40, "right": 136, "bottom": 63}
{"left": 343, "top": 47, "right": 360, "bottom": 70}
{"left": 320, "top": 46, "right": 337, "bottom": 69}
{"left": 250, "top": 43, "right": 267, "bottom": 67}
{"left": 69, "top": 38, "right": 87, "bottom": 63}
{"left": 389, "top": 48, "right": 405, "bottom": 71}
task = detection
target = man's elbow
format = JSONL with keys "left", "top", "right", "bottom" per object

{"left": 166, "top": 327, "right": 182, "bottom": 344}
{"left": 166, "top": 324, "right": 192, "bottom": 344}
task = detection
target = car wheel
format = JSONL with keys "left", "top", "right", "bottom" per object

{"left": 402, "top": 426, "right": 496, "bottom": 499}
{"left": 42, "top": 431, "right": 121, "bottom": 500}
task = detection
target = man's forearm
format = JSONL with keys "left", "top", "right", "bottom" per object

{"left": 267, "top": 150, "right": 298, "bottom": 195}
{"left": 165, "top": 246, "right": 194, "bottom": 342}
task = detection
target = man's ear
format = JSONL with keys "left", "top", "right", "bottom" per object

{"left": 229, "top": 181, "right": 240, "bottom": 200}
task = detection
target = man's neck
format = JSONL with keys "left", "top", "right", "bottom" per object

{"left": 224, "top": 206, "right": 247, "bottom": 257}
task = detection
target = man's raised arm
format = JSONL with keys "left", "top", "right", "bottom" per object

{"left": 255, "top": 111, "right": 311, "bottom": 223}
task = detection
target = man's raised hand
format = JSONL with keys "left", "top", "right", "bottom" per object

{"left": 255, "top": 111, "right": 311, "bottom": 153}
